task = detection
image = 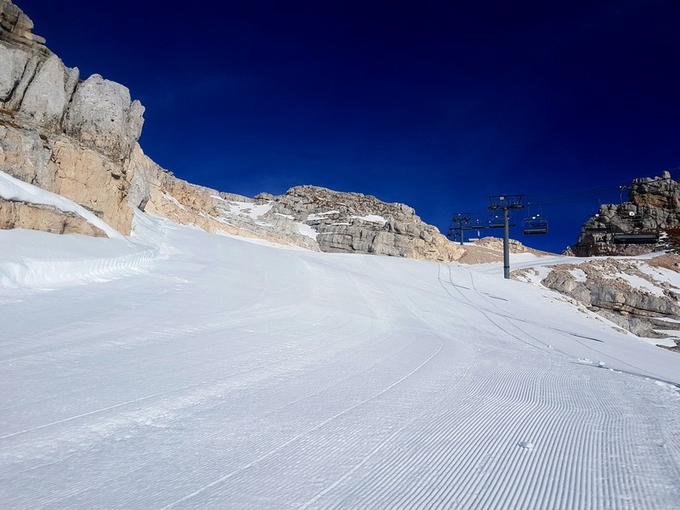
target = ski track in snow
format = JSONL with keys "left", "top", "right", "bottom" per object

{"left": 1, "top": 217, "right": 679, "bottom": 509}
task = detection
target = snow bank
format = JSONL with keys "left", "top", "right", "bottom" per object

{"left": 0, "top": 229, "right": 156, "bottom": 291}
{"left": 568, "top": 268, "right": 587, "bottom": 283}
{"left": 351, "top": 214, "right": 387, "bottom": 225}
{"left": 307, "top": 210, "right": 339, "bottom": 220}
{"left": 0, "top": 170, "right": 122, "bottom": 239}
{"left": 614, "top": 272, "right": 665, "bottom": 297}
{"left": 213, "top": 197, "right": 273, "bottom": 220}
{"left": 296, "top": 222, "right": 318, "bottom": 240}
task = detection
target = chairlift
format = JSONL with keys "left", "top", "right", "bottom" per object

{"left": 488, "top": 214, "right": 506, "bottom": 229}
{"left": 522, "top": 211, "right": 548, "bottom": 235}
{"left": 612, "top": 231, "right": 659, "bottom": 244}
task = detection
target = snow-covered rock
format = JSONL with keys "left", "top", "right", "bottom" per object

{"left": 0, "top": 169, "right": 121, "bottom": 238}
{"left": 258, "top": 185, "right": 462, "bottom": 261}
{"left": 513, "top": 254, "right": 680, "bottom": 347}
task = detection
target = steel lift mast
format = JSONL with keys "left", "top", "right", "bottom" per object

{"left": 488, "top": 195, "right": 525, "bottom": 279}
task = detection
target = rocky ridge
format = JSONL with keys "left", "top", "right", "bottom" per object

{"left": 257, "top": 185, "right": 462, "bottom": 260}
{"left": 571, "top": 171, "right": 679, "bottom": 256}
{"left": 0, "top": 0, "right": 468, "bottom": 262}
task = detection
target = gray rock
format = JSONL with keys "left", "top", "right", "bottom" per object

{"left": 0, "top": 42, "right": 28, "bottom": 101}
{"left": 18, "top": 55, "right": 77, "bottom": 130}
{"left": 0, "top": 0, "right": 48, "bottom": 52}
{"left": 264, "top": 185, "right": 460, "bottom": 260}
{"left": 3, "top": 53, "right": 38, "bottom": 111}
{"left": 64, "top": 74, "right": 143, "bottom": 161}
{"left": 0, "top": 124, "right": 53, "bottom": 187}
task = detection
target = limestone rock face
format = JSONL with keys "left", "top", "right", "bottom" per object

{"left": 0, "top": 1, "right": 145, "bottom": 235}
{"left": 0, "top": 124, "right": 132, "bottom": 234}
{"left": 0, "top": 43, "right": 28, "bottom": 101}
{"left": 48, "top": 138, "right": 133, "bottom": 233}
{"left": 572, "top": 172, "right": 680, "bottom": 256}
{"left": 513, "top": 256, "right": 680, "bottom": 346}
{"left": 64, "top": 74, "right": 144, "bottom": 161}
{"left": 19, "top": 55, "right": 77, "bottom": 130}
{"left": 0, "top": 0, "right": 48, "bottom": 51}
{"left": 0, "top": 124, "right": 52, "bottom": 186}
{"left": 0, "top": 198, "right": 106, "bottom": 236}
{"left": 261, "top": 185, "right": 462, "bottom": 261}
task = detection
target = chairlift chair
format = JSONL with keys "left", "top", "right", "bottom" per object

{"left": 612, "top": 231, "right": 659, "bottom": 244}
{"left": 522, "top": 212, "right": 548, "bottom": 235}
{"left": 488, "top": 214, "right": 506, "bottom": 229}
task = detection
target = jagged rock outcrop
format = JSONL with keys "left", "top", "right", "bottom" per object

{"left": 571, "top": 171, "right": 680, "bottom": 256}
{"left": 0, "top": 0, "right": 47, "bottom": 51}
{"left": 257, "top": 186, "right": 462, "bottom": 261}
{"left": 513, "top": 255, "right": 680, "bottom": 348}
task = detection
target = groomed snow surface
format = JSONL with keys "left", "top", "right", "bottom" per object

{"left": 1, "top": 214, "right": 680, "bottom": 509}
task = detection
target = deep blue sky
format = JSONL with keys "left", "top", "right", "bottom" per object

{"left": 23, "top": 0, "right": 680, "bottom": 252}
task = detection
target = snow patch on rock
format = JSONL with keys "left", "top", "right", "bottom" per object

{"left": 0, "top": 170, "right": 122, "bottom": 239}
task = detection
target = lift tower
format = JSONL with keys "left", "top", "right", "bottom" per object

{"left": 449, "top": 213, "right": 471, "bottom": 246}
{"left": 488, "top": 195, "right": 525, "bottom": 279}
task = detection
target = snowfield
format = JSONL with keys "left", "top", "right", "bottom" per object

{"left": 1, "top": 214, "right": 680, "bottom": 509}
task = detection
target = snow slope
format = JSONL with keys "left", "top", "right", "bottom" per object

{"left": 1, "top": 215, "right": 679, "bottom": 509}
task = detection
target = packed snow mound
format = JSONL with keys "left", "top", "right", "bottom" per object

{"left": 0, "top": 212, "right": 164, "bottom": 291}
{"left": 1, "top": 214, "right": 679, "bottom": 509}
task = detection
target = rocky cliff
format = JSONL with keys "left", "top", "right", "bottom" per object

{"left": 571, "top": 171, "right": 679, "bottom": 256}
{"left": 0, "top": 0, "right": 469, "bottom": 262}
{"left": 256, "top": 186, "right": 462, "bottom": 260}
{"left": 0, "top": 0, "right": 147, "bottom": 236}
